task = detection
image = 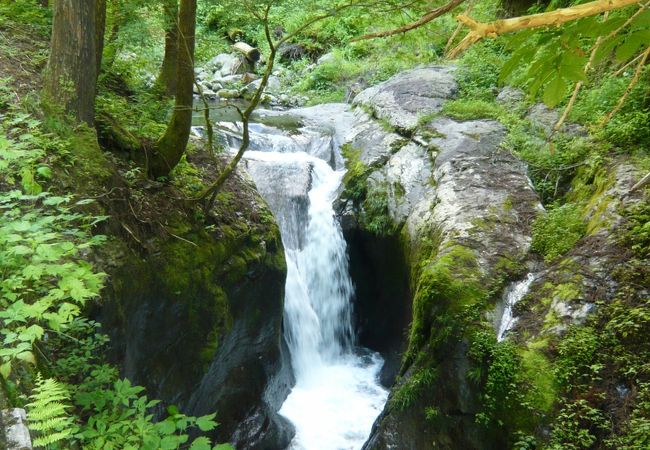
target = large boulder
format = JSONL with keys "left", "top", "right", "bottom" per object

{"left": 352, "top": 66, "right": 458, "bottom": 133}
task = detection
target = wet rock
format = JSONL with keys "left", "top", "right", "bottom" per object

{"left": 100, "top": 167, "right": 294, "bottom": 449}
{"left": 244, "top": 158, "right": 313, "bottom": 250}
{"left": 353, "top": 66, "right": 458, "bottom": 133}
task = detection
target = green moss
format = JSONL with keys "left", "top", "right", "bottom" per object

{"left": 390, "top": 367, "right": 437, "bottom": 411}
{"left": 405, "top": 245, "right": 486, "bottom": 366}
{"left": 569, "top": 165, "right": 617, "bottom": 234}
{"left": 520, "top": 346, "right": 556, "bottom": 414}
{"left": 531, "top": 204, "right": 586, "bottom": 262}
{"left": 441, "top": 99, "right": 504, "bottom": 121}
{"left": 341, "top": 144, "right": 370, "bottom": 203}
{"left": 361, "top": 185, "right": 395, "bottom": 236}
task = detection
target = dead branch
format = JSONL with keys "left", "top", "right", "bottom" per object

{"left": 448, "top": 0, "right": 641, "bottom": 58}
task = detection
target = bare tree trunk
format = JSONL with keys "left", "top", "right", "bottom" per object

{"left": 149, "top": 0, "right": 196, "bottom": 178}
{"left": 156, "top": 0, "right": 179, "bottom": 96}
{"left": 44, "top": 0, "right": 98, "bottom": 125}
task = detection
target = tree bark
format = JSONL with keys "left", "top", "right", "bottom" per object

{"left": 149, "top": 0, "right": 196, "bottom": 178}
{"left": 44, "top": 0, "right": 98, "bottom": 125}
{"left": 96, "top": 0, "right": 107, "bottom": 78}
{"left": 156, "top": 0, "right": 179, "bottom": 96}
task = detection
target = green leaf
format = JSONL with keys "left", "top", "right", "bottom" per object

{"left": 189, "top": 437, "right": 212, "bottom": 450}
{"left": 157, "top": 419, "right": 176, "bottom": 435}
{"left": 542, "top": 74, "right": 567, "bottom": 108}
{"left": 196, "top": 413, "right": 218, "bottom": 432}
{"left": 0, "top": 361, "right": 11, "bottom": 379}
{"left": 214, "top": 444, "right": 234, "bottom": 450}
{"left": 36, "top": 166, "right": 52, "bottom": 179}
{"left": 615, "top": 30, "right": 650, "bottom": 62}
{"left": 16, "top": 351, "right": 36, "bottom": 364}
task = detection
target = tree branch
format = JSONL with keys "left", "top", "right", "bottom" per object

{"left": 448, "top": 0, "right": 641, "bottom": 58}
{"left": 353, "top": 0, "right": 466, "bottom": 41}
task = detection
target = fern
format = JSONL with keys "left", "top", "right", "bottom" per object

{"left": 26, "top": 375, "right": 76, "bottom": 449}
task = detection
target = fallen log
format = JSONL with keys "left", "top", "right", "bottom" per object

{"left": 233, "top": 42, "right": 261, "bottom": 62}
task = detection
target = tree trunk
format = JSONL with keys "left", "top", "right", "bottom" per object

{"left": 149, "top": 0, "right": 196, "bottom": 178}
{"left": 156, "top": 0, "right": 179, "bottom": 96}
{"left": 44, "top": 0, "right": 98, "bottom": 125}
{"left": 96, "top": 0, "right": 107, "bottom": 77}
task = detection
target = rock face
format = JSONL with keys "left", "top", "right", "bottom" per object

{"left": 514, "top": 161, "right": 646, "bottom": 338}
{"left": 101, "top": 167, "right": 294, "bottom": 449}
{"left": 334, "top": 66, "right": 542, "bottom": 449}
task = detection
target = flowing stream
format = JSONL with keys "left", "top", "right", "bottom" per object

{"left": 230, "top": 121, "right": 388, "bottom": 449}
{"left": 496, "top": 273, "right": 536, "bottom": 341}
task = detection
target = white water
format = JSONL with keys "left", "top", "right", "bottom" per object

{"left": 497, "top": 273, "right": 536, "bottom": 341}
{"left": 240, "top": 126, "right": 388, "bottom": 450}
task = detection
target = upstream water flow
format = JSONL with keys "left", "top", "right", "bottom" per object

{"left": 236, "top": 123, "right": 388, "bottom": 450}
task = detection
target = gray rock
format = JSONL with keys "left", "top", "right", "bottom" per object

{"left": 317, "top": 52, "right": 336, "bottom": 65}
{"left": 1, "top": 409, "right": 32, "bottom": 450}
{"left": 526, "top": 103, "right": 559, "bottom": 136}
{"left": 368, "top": 142, "right": 434, "bottom": 224}
{"left": 245, "top": 158, "right": 312, "bottom": 250}
{"left": 202, "top": 89, "right": 217, "bottom": 99}
{"left": 217, "top": 88, "right": 241, "bottom": 99}
{"left": 244, "top": 76, "right": 282, "bottom": 96}
{"left": 208, "top": 53, "right": 244, "bottom": 77}
{"left": 353, "top": 66, "right": 458, "bottom": 133}
{"left": 496, "top": 86, "right": 525, "bottom": 105}
{"left": 216, "top": 74, "right": 245, "bottom": 86}
{"left": 344, "top": 110, "right": 407, "bottom": 167}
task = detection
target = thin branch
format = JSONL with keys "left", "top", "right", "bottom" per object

{"left": 552, "top": 11, "right": 610, "bottom": 134}
{"left": 600, "top": 45, "right": 650, "bottom": 126}
{"left": 445, "top": 1, "right": 474, "bottom": 53}
{"left": 448, "top": 0, "right": 641, "bottom": 58}
{"left": 614, "top": 51, "right": 644, "bottom": 76}
{"left": 600, "top": 0, "right": 649, "bottom": 44}
{"left": 627, "top": 172, "right": 650, "bottom": 195}
{"left": 353, "top": 0, "right": 466, "bottom": 41}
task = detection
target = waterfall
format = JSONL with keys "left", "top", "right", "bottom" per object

{"left": 239, "top": 123, "right": 388, "bottom": 450}
{"left": 497, "top": 273, "right": 536, "bottom": 341}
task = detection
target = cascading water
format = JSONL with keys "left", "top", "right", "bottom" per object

{"left": 496, "top": 273, "right": 536, "bottom": 341}
{"left": 236, "top": 122, "right": 388, "bottom": 450}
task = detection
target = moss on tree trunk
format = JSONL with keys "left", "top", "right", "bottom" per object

{"left": 149, "top": 0, "right": 196, "bottom": 178}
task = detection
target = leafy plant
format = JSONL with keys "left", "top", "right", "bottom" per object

{"left": 26, "top": 375, "right": 77, "bottom": 449}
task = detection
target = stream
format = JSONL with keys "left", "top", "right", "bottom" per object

{"left": 216, "top": 116, "right": 388, "bottom": 449}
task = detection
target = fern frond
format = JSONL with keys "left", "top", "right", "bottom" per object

{"left": 26, "top": 374, "right": 77, "bottom": 449}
